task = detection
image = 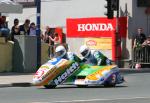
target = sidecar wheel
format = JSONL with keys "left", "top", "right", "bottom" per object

{"left": 104, "top": 74, "right": 116, "bottom": 87}
{"left": 44, "top": 85, "right": 56, "bottom": 89}
{"left": 104, "top": 83, "right": 116, "bottom": 87}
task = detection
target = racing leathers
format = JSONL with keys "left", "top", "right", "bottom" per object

{"left": 60, "top": 52, "right": 82, "bottom": 63}
{"left": 82, "top": 50, "right": 111, "bottom": 66}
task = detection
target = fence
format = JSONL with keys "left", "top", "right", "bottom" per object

{"left": 132, "top": 46, "right": 150, "bottom": 68}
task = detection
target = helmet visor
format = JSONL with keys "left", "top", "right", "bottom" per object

{"left": 55, "top": 51, "right": 64, "bottom": 57}
{"left": 81, "top": 49, "right": 89, "bottom": 57}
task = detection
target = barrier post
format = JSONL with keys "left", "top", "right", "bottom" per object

{"left": 36, "top": 0, "right": 41, "bottom": 68}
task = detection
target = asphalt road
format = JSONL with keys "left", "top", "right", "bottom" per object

{"left": 0, "top": 73, "right": 150, "bottom": 103}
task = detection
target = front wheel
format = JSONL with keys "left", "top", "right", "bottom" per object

{"left": 44, "top": 84, "right": 56, "bottom": 89}
{"left": 76, "top": 85, "right": 88, "bottom": 88}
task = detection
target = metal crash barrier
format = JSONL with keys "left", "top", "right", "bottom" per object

{"left": 132, "top": 46, "right": 150, "bottom": 68}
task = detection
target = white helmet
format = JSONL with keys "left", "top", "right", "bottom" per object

{"left": 80, "top": 45, "right": 90, "bottom": 58}
{"left": 55, "top": 45, "right": 66, "bottom": 58}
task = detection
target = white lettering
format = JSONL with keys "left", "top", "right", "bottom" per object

{"left": 107, "top": 23, "right": 113, "bottom": 31}
{"left": 100, "top": 24, "right": 106, "bottom": 31}
{"left": 77, "top": 23, "right": 114, "bottom": 31}
{"left": 92, "top": 24, "right": 99, "bottom": 31}
{"left": 66, "top": 68, "right": 71, "bottom": 74}
{"left": 61, "top": 72, "right": 67, "bottom": 80}
{"left": 78, "top": 24, "right": 85, "bottom": 31}
{"left": 54, "top": 76, "right": 62, "bottom": 85}
{"left": 85, "top": 24, "right": 92, "bottom": 31}
{"left": 54, "top": 62, "right": 79, "bottom": 85}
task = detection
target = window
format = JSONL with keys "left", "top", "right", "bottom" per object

{"left": 137, "top": 0, "right": 150, "bottom": 7}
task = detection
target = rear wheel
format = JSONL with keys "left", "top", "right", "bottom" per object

{"left": 44, "top": 85, "right": 56, "bottom": 89}
{"left": 104, "top": 82, "right": 116, "bottom": 87}
{"left": 104, "top": 74, "right": 116, "bottom": 87}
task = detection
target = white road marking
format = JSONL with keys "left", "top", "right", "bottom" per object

{"left": 31, "top": 102, "right": 49, "bottom": 103}
{"left": 51, "top": 96, "right": 150, "bottom": 103}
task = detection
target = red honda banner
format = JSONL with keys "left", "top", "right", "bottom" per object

{"left": 66, "top": 17, "right": 127, "bottom": 38}
{"left": 67, "top": 17, "right": 116, "bottom": 37}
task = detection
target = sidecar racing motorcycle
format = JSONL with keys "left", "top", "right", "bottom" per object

{"left": 32, "top": 58, "right": 124, "bottom": 88}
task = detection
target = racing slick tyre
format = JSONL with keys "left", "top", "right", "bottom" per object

{"left": 104, "top": 82, "right": 116, "bottom": 87}
{"left": 44, "top": 85, "right": 56, "bottom": 89}
{"left": 104, "top": 74, "right": 116, "bottom": 87}
{"left": 76, "top": 85, "right": 88, "bottom": 88}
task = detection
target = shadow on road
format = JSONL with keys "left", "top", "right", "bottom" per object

{"left": 38, "top": 85, "right": 128, "bottom": 89}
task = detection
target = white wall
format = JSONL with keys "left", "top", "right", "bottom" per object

{"left": 41, "top": 0, "right": 106, "bottom": 28}
{"left": 8, "top": 8, "right": 36, "bottom": 28}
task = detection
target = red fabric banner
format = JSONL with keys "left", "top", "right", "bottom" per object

{"left": 66, "top": 17, "right": 127, "bottom": 38}
{"left": 66, "top": 17, "right": 116, "bottom": 37}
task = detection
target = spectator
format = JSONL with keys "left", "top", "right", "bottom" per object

{"left": 43, "top": 26, "right": 55, "bottom": 58}
{"left": 133, "top": 28, "right": 146, "bottom": 69}
{"left": 62, "top": 32, "right": 66, "bottom": 43}
{"left": 10, "top": 18, "right": 19, "bottom": 41}
{"left": 133, "top": 28, "right": 146, "bottom": 48}
{"left": 142, "top": 36, "right": 150, "bottom": 67}
{"left": 0, "top": 16, "right": 7, "bottom": 28}
{"left": 49, "top": 32, "right": 61, "bottom": 58}
{"left": 43, "top": 26, "right": 51, "bottom": 43}
{"left": 49, "top": 33, "right": 60, "bottom": 46}
{"left": 142, "top": 36, "right": 150, "bottom": 47}
{"left": 12, "top": 25, "right": 20, "bottom": 35}
{"left": 29, "top": 22, "right": 36, "bottom": 36}
{"left": 19, "top": 19, "right": 30, "bottom": 35}
{"left": 0, "top": 16, "right": 10, "bottom": 38}
{"left": 40, "top": 30, "right": 45, "bottom": 42}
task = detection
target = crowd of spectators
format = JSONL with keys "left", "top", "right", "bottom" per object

{"left": 0, "top": 17, "right": 66, "bottom": 58}
{"left": 41, "top": 26, "right": 65, "bottom": 58}
{"left": 0, "top": 17, "right": 63, "bottom": 44}
{"left": 0, "top": 16, "right": 37, "bottom": 41}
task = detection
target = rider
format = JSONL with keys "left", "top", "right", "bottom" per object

{"left": 55, "top": 45, "right": 81, "bottom": 62}
{"left": 79, "top": 45, "right": 111, "bottom": 66}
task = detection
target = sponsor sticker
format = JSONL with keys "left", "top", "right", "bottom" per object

{"left": 53, "top": 62, "right": 79, "bottom": 85}
{"left": 74, "top": 79, "right": 85, "bottom": 85}
{"left": 48, "top": 58, "right": 62, "bottom": 65}
{"left": 34, "top": 69, "right": 48, "bottom": 79}
{"left": 86, "top": 66, "right": 113, "bottom": 80}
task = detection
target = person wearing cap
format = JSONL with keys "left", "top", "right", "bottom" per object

{"left": 54, "top": 45, "right": 81, "bottom": 62}
{"left": 79, "top": 45, "right": 111, "bottom": 66}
